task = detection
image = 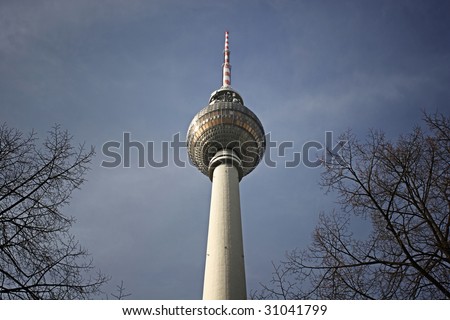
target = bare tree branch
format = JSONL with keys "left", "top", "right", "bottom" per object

{"left": 256, "top": 112, "right": 450, "bottom": 299}
{"left": 0, "top": 124, "right": 108, "bottom": 299}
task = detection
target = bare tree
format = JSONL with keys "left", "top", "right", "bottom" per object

{"left": 0, "top": 124, "right": 108, "bottom": 299}
{"left": 110, "top": 280, "right": 132, "bottom": 300}
{"left": 255, "top": 112, "right": 450, "bottom": 299}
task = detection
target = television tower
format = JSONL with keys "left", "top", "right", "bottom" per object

{"left": 187, "top": 31, "right": 266, "bottom": 300}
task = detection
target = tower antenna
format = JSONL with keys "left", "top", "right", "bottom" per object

{"left": 222, "top": 31, "right": 231, "bottom": 88}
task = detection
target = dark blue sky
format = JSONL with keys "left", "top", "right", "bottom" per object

{"left": 1, "top": 0, "right": 449, "bottom": 299}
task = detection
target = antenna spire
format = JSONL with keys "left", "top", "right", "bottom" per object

{"left": 222, "top": 31, "right": 231, "bottom": 88}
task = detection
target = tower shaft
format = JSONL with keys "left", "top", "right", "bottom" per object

{"left": 203, "top": 151, "right": 246, "bottom": 300}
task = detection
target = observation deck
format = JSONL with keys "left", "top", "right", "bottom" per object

{"left": 186, "top": 88, "right": 265, "bottom": 180}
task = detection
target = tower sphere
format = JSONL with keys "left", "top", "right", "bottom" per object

{"left": 187, "top": 87, "right": 266, "bottom": 180}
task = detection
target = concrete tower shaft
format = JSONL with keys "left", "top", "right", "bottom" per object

{"left": 203, "top": 150, "right": 246, "bottom": 299}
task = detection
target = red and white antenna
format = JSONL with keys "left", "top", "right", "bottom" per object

{"left": 222, "top": 31, "right": 231, "bottom": 88}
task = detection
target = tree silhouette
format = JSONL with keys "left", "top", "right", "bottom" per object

{"left": 256, "top": 112, "right": 450, "bottom": 299}
{"left": 0, "top": 124, "right": 108, "bottom": 299}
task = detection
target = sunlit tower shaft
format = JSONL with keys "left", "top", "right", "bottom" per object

{"left": 187, "top": 32, "right": 266, "bottom": 300}
{"left": 204, "top": 150, "right": 245, "bottom": 299}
